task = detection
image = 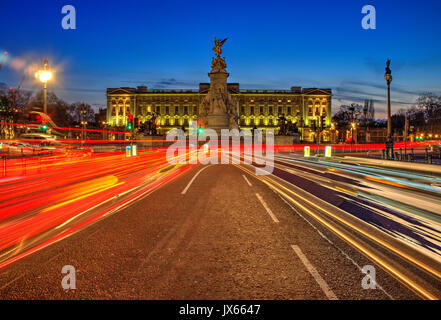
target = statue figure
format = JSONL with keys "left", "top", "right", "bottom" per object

{"left": 384, "top": 59, "right": 392, "bottom": 84}
{"left": 213, "top": 36, "right": 228, "bottom": 57}
{"left": 211, "top": 57, "right": 227, "bottom": 72}
{"left": 197, "top": 36, "right": 238, "bottom": 131}
{"left": 385, "top": 59, "right": 391, "bottom": 75}
{"left": 151, "top": 113, "right": 157, "bottom": 135}
{"left": 278, "top": 113, "right": 287, "bottom": 135}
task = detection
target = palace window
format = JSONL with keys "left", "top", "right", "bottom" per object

{"left": 260, "top": 107, "right": 263, "bottom": 114}
{"left": 175, "top": 106, "right": 179, "bottom": 115}
{"left": 250, "top": 106, "right": 254, "bottom": 115}
{"left": 269, "top": 107, "right": 273, "bottom": 115}
{"left": 184, "top": 106, "right": 188, "bottom": 114}
{"left": 241, "top": 106, "right": 245, "bottom": 114}
{"left": 166, "top": 106, "right": 169, "bottom": 115}
{"left": 278, "top": 107, "right": 282, "bottom": 114}
{"left": 288, "top": 107, "right": 292, "bottom": 114}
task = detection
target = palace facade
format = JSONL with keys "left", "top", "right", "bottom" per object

{"left": 106, "top": 84, "right": 332, "bottom": 141}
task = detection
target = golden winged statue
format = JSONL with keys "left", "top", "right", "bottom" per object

{"left": 213, "top": 36, "right": 228, "bottom": 57}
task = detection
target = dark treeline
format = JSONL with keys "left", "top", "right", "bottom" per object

{"left": 0, "top": 87, "right": 103, "bottom": 127}
{"left": 332, "top": 93, "right": 441, "bottom": 135}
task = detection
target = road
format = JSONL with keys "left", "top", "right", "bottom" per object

{"left": 0, "top": 150, "right": 440, "bottom": 299}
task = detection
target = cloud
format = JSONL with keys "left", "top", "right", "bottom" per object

{"left": 121, "top": 78, "right": 197, "bottom": 89}
{"left": 8, "top": 57, "right": 27, "bottom": 71}
{"left": 333, "top": 79, "right": 424, "bottom": 108}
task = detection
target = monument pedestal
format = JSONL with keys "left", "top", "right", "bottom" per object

{"left": 274, "top": 134, "right": 301, "bottom": 145}
{"left": 198, "top": 37, "right": 238, "bottom": 133}
{"left": 206, "top": 113, "right": 230, "bottom": 134}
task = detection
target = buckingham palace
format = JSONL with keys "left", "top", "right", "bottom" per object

{"left": 106, "top": 84, "right": 332, "bottom": 142}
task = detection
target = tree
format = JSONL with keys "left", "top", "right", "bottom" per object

{"left": 392, "top": 93, "right": 441, "bottom": 136}
{"left": 27, "top": 90, "right": 73, "bottom": 127}
{"left": 391, "top": 109, "right": 406, "bottom": 132}
{"left": 414, "top": 93, "right": 441, "bottom": 126}
{"left": 406, "top": 105, "right": 425, "bottom": 128}
{"left": 332, "top": 103, "right": 363, "bottom": 128}
{"left": 0, "top": 87, "right": 32, "bottom": 138}
{"left": 69, "top": 102, "right": 96, "bottom": 124}
{"left": 0, "top": 87, "right": 32, "bottom": 114}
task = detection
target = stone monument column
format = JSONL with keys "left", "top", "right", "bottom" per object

{"left": 199, "top": 36, "right": 238, "bottom": 134}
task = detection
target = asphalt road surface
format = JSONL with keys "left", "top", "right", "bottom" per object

{"left": 0, "top": 159, "right": 426, "bottom": 299}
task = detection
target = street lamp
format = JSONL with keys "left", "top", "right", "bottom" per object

{"left": 384, "top": 59, "right": 393, "bottom": 158}
{"left": 35, "top": 58, "right": 52, "bottom": 115}
{"left": 101, "top": 121, "right": 107, "bottom": 140}
{"left": 350, "top": 121, "right": 358, "bottom": 144}
{"left": 80, "top": 120, "right": 88, "bottom": 140}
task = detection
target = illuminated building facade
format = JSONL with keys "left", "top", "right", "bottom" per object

{"left": 106, "top": 84, "right": 332, "bottom": 141}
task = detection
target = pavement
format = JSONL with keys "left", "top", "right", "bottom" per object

{"left": 0, "top": 163, "right": 420, "bottom": 299}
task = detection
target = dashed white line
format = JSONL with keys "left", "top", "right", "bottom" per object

{"left": 291, "top": 245, "right": 338, "bottom": 300}
{"left": 278, "top": 193, "right": 393, "bottom": 300}
{"left": 181, "top": 165, "right": 211, "bottom": 195}
{"left": 255, "top": 193, "right": 279, "bottom": 223}
{"left": 242, "top": 174, "right": 252, "bottom": 187}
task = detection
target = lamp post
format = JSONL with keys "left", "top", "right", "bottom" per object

{"left": 101, "top": 121, "right": 107, "bottom": 140}
{"left": 36, "top": 58, "right": 52, "bottom": 115}
{"left": 384, "top": 59, "right": 393, "bottom": 159}
{"left": 80, "top": 105, "right": 87, "bottom": 140}
{"left": 351, "top": 121, "right": 358, "bottom": 144}
{"left": 80, "top": 121, "right": 87, "bottom": 140}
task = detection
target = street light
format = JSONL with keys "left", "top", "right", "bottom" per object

{"left": 384, "top": 59, "right": 393, "bottom": 159}
{"left": 351, "top": 122, "right": 358, "bottom": 144}
{"left": 80, "top": 120, "right": 88, "bottom": 140}
{"left": 35, "top": 58, "right": 52, "bottom": 115}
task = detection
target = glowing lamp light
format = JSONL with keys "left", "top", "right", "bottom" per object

{"left": 325, "top": 146, "right": 332, "bottom": 157}
{"left": 37, "top": 70, "right": 52, "bottom": 83}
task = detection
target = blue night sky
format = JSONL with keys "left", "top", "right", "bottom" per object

{"left": 1, "top": 0, "right": 441, "bottom": 117}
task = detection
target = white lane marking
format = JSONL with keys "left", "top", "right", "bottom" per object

{"left": 236, "top": 164, "right": 393, "bottom": 299}
{"left": 291, "top": 245, "right": 338, "bottom": 300}
{"left": 242, "top": 174, "right": 252, "bottom": 187}
{"left": 255, "top": 193, "right": 279, "bottom": 223}
{"left": 277, "top": 192, "right": 393, "bottom": 300}
{"left": 181, "top": 165, "right": 211, "bottom": 195}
